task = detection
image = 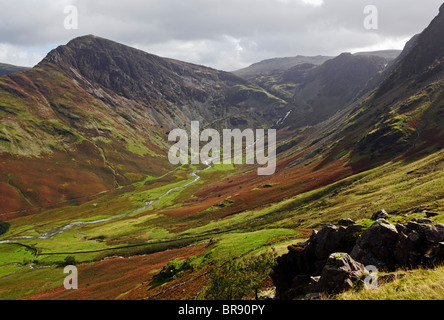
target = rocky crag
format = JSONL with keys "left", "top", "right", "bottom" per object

{"left": 271, "top": 209, "right": 444, "bottom": 299}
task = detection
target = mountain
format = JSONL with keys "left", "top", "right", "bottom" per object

{"left": 0, "top": 63, "right": 29, "bottom": 77}
{"left": 41, "top": 35, "right": 286, "bottom": 131}
{"left": 282, "top": 53, "right": 390, "bottom": 128}
{"left": 0, "top": 35, "right": 286, "bottom": 216}
{"left": 285, "top": 2, "right": 444, "bottom": 166}
{"left": 243, "top": 52, "right": 392, "bottom": 129}
{"left": 232, "top": 55, "right": 333, "bottom": 80}
{"left": 269, "top": 6, "right": 444, "bottom": 298}
{"left": 0, "top": 31, "right": 436, "bottom": 217}
{"left": 232, "top": 50, "right": 401, "bottom": 81}
{"left": 221, "top": 4, "right": 444, "bottom": 229}
{"left": 0, "top": 5, "right": 443, "bottom": 301}
{"left": 353, "top": 50, "right": 401, "bottom": 60}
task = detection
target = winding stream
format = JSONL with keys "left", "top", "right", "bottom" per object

{"left": 0, "top": 163, "right": 212, "bottom": 245}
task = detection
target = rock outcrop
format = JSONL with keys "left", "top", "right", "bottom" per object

{"left": 271, "top": 210, "right": 444, "bottom": 299}
{"left": 371, "top": 209, "right": 390, "bottom": 220}
{"left": 271, "top": 221, "right": 362, "bottom": 299}
{"left": 350, "top": 219, "right": 399, "bottom": 269}
{"left": 312, "top": 253, "right": 365, "bottom": 295}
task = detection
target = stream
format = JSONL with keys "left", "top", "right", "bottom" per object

{"left": 0, "top": 163, "right": 212, "bottom": 245}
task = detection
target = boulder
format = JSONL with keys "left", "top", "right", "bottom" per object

{"left": 312, "top": 253, "right": 365, "bottom": 294}
{"left": 371, "top": 209, "right": 389, "bottom": 220}
{"left": 303, "top": 293, "right": 321, "bottom": 300}
{"left": 271, "top": 223, "right": 362, "bottom": 298}
{"left": 417, "top": 218, "right": 435, "bottom": 224}
{"left": 421, "top": 223, "right": 444, "bottom": 244}
{"left": 314, "top": 224, "right": 362, "bottom": 261}
{"left": 351, "top": 219, "right": 399, "bottom": 270}
{"left": 271, "top": 244, "right": 316, "bottom": 299}
{"left": 425, "top": 211, "right": 439, "bottom": 218}
{"left": 394, "top": 222, "right": 444, "bottom": 267}
{"left": 394, "top": 229, "right": 424, "bottom": 267}
{"left": 338, "top": 218, "right": 356, "bottom": 227}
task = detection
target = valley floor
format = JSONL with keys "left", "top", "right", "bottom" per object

{"left": 0, "top": 148, "right": 443, "bottom": 300}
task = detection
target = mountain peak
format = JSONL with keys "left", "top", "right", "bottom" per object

{"left": 65, "top": 34, "right": 125, "bottom": 50}
{"left": 66, "top": 34, "right": 99, "bottom": 45}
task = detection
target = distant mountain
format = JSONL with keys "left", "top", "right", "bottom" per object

{"left": 232, "top": 55, "right": 333, "bottom": 80}
{"left": 353, "top": 50, "right": 401, "bottom": 61}
{"left": 232, "top": 50, "right": 401, "bottom": 81}
{"left": 285, "top": 53, "right": 390, "bottom": 128}
{"left": 244, "top": 52, "right": 391, "bottom": 129}
{"left": 0, "top": 63, "right": 29, "bottom": 77}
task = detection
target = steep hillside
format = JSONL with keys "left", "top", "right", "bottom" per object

{"left": 328, "top": 4, "right": 444, "bottom": 164}
{"left": 247, "top": 53, "right": 391, "bottom": 129}
{"left": 197, "top": 3, "right": 444, "bottom": 237}
{"left": 285, "top": 53, "right": 389, "bottom": 128}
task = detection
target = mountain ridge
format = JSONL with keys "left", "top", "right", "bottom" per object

{"left": 232, "top": 50, "right": 401, "bottom": 81}
{"left": 0, "top": 34, "right": 287, "bottom": 216}
{"left": 0, "top": 63, "right": 29, "bottom": 77}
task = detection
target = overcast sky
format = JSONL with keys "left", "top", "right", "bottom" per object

{"left": 0, "top": 0, "right": 442, "bottom": 71}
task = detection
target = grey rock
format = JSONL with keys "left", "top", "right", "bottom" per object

{"left": 413, "top": 207, "right": 426, "bottom": 213}
{"left": 351, "top": 219, "right": 399, "bottom": 270}
{"left": 303, "top": 293, "right": 321, "bottom": 300}
{"left": 417, "top": 218, "right": 435, "bottom": 224}
{"left": 314, "top": 224, "right": 362, "bottom": 261}
{"left": 421, "top": 223, "right": 444, "bottom": 244}
{"left": 394, "top": 230, "right": 423, "bottom": 267}
{"left": 338, "top": 218, "right": 356, "bottom": 227}
{"left": 371, "top": 209, "right": 390, "bottom": 220}
{"left": 425, "top": 211, "right": 439, "bottom": 218}
{"left": 406, "top": 221, "right": 422, "bottom": 231}
{"left": 313, "top": 253, "right": 365, "bottom": 294}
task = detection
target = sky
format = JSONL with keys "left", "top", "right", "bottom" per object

{"left": 0, "top": 0, "right": 442, "bottom": 71}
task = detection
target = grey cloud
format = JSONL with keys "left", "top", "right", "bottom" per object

{"left": 0, "top": 0, "right": 442, "bottom": 70}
